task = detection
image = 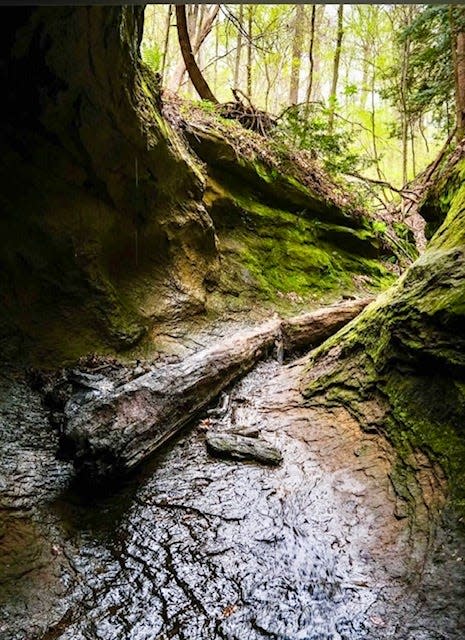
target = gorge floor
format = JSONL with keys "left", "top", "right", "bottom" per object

{"left": 0, "top": 357, "right": 464, "bottom": 640}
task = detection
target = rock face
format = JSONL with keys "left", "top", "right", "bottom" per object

{"left": 301, "top": 153, "right": 465, "bottom": 512}
{"left": 184, "top": 119, "right": 395, "bottom": 310}
{"left": 0, "top": 7, "right": 218, "bottom": 364}
{"left": 0, "top": 8, "right": 392, "bottom": 366}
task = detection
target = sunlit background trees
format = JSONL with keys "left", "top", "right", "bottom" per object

{"left": 142, "top": 4, "right": 465, "bottom": 191}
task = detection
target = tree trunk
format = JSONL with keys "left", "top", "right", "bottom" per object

{"left": 289, "top": 4, "right": 305, "bottom": 105}
{"left": 305, "top": 5, "right": 317, "bottom": 105}
{"left": 160, "top": 4, "right": 172, "bottom": 84}
{"left": 455, "top": 27, "right": 465, "bottom": 140}
{"left": 264, "top": 56, "right": 272, "bottom": 112}
{"left": 172, "top": 4, "right": 219, "bottom": 92}
{"left": 175, "top": 4, "right": 218, "bottom": 103}
{"left": 185, "top": 5, "right": 200, "bottom": 98}
{"left": 246, "top": 5, "right": 253, "bottom": 99}
{"left": 451, "top": 6, "right": 465, "bottom": 141}
{"left": 370, "top": 63, "right": 384, "bottom": 183}
{"left": 328, "top": 3, "right": 344, "bottom": 134}
{"left": 360, "top": 41, "right": 370, "bottom": 109}
{"left": 213, "top": 18, "right": 219, "bottom": 94}
{"left": 399, "top": 5, "right": 412, "bottom": 190}
{"left": 311, "top": 5, "right": 324, "bottom": 101}
{"left": 233, "top": 4, "right": 243, "bottom": 89}
{"left": 280, "top": 298, "right": 371, "bottom": 353}
{"left": 63, "top": 298, "right": 372, "bottom": 480}
{"left": 410, "top": 119, "right": 417, "bottom": 177}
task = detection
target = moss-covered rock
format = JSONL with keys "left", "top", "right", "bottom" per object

{"left": 0, "top": 8, "right": 397, "bottom": 365}
{"left": 302, "top": 156, "right": 465, "bottom": 513}
{"left": 185, "top": 123, "right": 361, "bottom": 228}
{"left": 419, "top": 142, "right": 465, "bottom": 240}
{"left": 183, "top": 121, "right": 395, "bottom": 314}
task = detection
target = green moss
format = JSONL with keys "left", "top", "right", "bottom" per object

{"left": 207, "top": 179, "right": 393, "bottom": 312}
{"left": 302, "top": 159, "right": 465, "bottom": 514}
{"left": 186, "top": 125, "right": 362, "bottom": 228}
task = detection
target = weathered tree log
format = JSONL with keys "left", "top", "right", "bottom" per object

{"left": 62, "top": 298, "right": 372, "bottom": 480}
{"left": 281, "top": 297, "right": 371, "bottom": 352}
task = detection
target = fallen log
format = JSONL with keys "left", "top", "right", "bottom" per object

{"left": 281, "top": 297, "right": 370, "bottom": 352}
{"left": 62, "top": 297, "right": 372, "bottom": 480}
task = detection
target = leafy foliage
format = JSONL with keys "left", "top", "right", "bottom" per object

{"left": 274, "top": 103, "right": 370, "bottom": 174}
{"left": 141, "top": 43, "right": 163, "bottom": 73}
{"left": 143, "top": 4, "right": 457, "bottom": 187}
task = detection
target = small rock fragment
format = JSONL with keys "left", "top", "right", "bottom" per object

{"left": 206, "top": 432, "right": 282, "bottom": 466}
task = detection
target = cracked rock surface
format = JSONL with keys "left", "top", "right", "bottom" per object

{"left": 1, "top": 359, "right": 464, "bottom": 640}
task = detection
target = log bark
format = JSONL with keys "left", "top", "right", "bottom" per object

{"left": 62, "top": 298, "right": 372, "bottom": 481}
{"left": 206, "top": 432, "right": 283, "bottom": 466}
{"left": 281, "top": 297, "right": 370, "bottom": 353}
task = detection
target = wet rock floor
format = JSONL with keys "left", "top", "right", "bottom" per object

{"left": 0, "top": 359, "right": 464, "bottom": 640}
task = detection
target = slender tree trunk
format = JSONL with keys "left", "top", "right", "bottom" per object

{"left": 410, "top": 119, "right": 417, "bottom": 177}
{"left": 175, "top": 4, "right": 217, "bottom": 102}
{"left": 234, "top": 4, "right": 243, "bottom": 89}
{"left": 160, "top": 5, "right": 172, "bottom": 84}
{"left": 451, "top": 6, "right": 465, "bottom": 141}
{"left": 311, "top": 5, "right": 324, "bottom": 101}
{"left": 360, "top": 42, "right": 370, "bottom": 109}
{"left": 172, "top": 5, "right": 219, "bottom": 91}
{"left": 246, "top": 5, "right": 253, "bottom": 99}
{"left": 171, "top": 5, "right": 196, "bottom": 91}
{"left": 196, "top": 5, "right": 205, "bottom": 88}
{"left": 370, "top": 64, "right": 383, "bottom": 182}
{"left": 289, "top": 5, "right": 305, "bottom": 105}
{"left": 185, "top": 5, "right": 200, "bottom": 98}
{"left": 328, "top": 4, "right": 344, "bottom": 134}
{"left": 399, "top": 6, "right": 412, "bottom": 186}
{"left": 419, "top": 115, "right": 430, "bottom": 153}
{"left": 305, "top": 5, "right": 317, "bottom": 105}
{"left": 213, "top": 20, "right": 219, "bottom": 94}
{"left": 264, "top": 59, "right": 272, "bottom": 112}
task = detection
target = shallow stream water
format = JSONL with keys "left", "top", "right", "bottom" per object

{"left": 1, "top": 359, "right": 464, "bottom": 640}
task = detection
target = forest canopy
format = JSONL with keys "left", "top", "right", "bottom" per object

{"left": 142, "top": 4, "right": 465, "bottom": 193}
